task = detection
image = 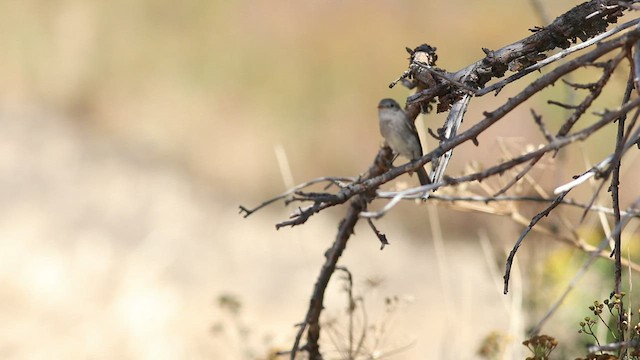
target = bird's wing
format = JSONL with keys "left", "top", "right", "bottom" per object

{"left": 401, "top": 117, "right": 423, "bottom": 156}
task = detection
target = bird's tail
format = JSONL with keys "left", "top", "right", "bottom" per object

{"left": 416, "top": 167, "right": 431, "bottom": 186}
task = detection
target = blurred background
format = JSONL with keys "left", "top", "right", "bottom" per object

{"left": 2, "top": 0, "right": 639, "bottom": 359}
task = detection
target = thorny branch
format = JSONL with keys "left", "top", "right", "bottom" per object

{"left": 239, "top": 1, "right": 640, "bottom": 358}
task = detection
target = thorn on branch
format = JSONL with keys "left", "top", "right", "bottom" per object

{"left": 547, "top": 100, "right": 579, "bottom": 109}
{"left": 276, "top": 202, "right": 323, "bottom": 229}
{"left": 238, "top": 205, "right": 253, "bottom": 218}
{"left": 367, "top": 218, "right": 390, "bottom": 250}
{"left": 561, "top": 78, "right": 597, "bottom": 90}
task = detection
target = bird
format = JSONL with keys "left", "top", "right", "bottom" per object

{"left": 377, "top": 98, "right": 430, "bottom": 186}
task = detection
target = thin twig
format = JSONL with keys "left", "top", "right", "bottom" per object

{"left": 335, "top": 266, "right": 355, "bottom": 359}
{"left": 367, "top": 219, "right": 390, "bottom": 250}
{"left": 531, "top": 109, "right": 555, "bottom": 143}
{"left": 504, "top": 191, "right": 570, "bottom": 294}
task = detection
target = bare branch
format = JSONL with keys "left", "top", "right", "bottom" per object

{"left": 504, "top": 191, "right": 570, "bottom": 294}
{"left": 238, "top": 176, "right": 355, "bottom": 217}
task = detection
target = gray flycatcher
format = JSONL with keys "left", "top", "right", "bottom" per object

{"left": 378, "top": 98, "right": 430, "bottom": 186}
